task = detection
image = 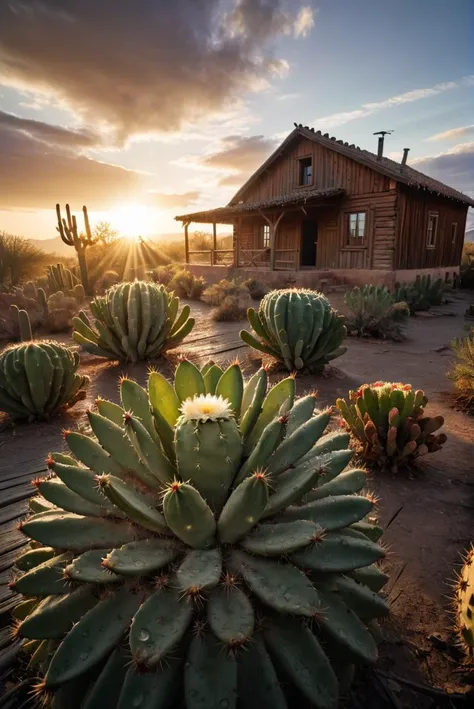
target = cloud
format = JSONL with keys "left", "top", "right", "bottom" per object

{"left": 218, "top": 174, "right": 246, "bottom": 188}
{"left": 313, "top": 75, "right": 474, "bottom": 130}
{"left": 293, "top": 7, "right": 315, "bottom": 37}
{"left": 426, "top": 125, "right": 474, "bottom": 142}
{"left": 0, "top": 122, "right": 143, "bottom": 209}
{"left": 0, "top": 0, "right": 311, "bottom": 139}
{"left": 203, "top": 134, "right": 279, "bottom": 173}
{"left": 147, "top": 192, "right": 200, "bottom": 209}
{"left": 0, "top": 110, "right": 100, "bottom": 148}
{"left": 412, "top": 142, "right": 474, "bottom": 198}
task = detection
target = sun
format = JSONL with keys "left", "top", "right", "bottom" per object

{"left": 113, "top": 204, "right": 156, "bottom": 240}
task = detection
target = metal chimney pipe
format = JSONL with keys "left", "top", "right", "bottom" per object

{"left": 377, "top": 136, "right": 384, "bottom": 160}
{"left": 401, "top": 148, "right": 410, "bottom": 171}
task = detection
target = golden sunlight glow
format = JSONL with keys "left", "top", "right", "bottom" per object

{"left": 112, "top": 204, "right": 156, "bottom": 239}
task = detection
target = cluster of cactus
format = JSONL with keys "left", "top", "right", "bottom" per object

{"left": 454, "top": 545, "right": 474, "bottom": 657}
{"left": 72, "top": 281, "right": 194, "bottom": 362}
{"left": 344, "top": 286, "right": 409, "bottom": 341}
{"left": 11, "top": 361, "right": 389, "bottom": 708}
{"left": 168, "top": 268, "right": 206, "bottom": 300}
{"left": 47, "top": 264, "right": 79, "bottom": 294}
{"left": 46, "top": 288, "right": 84, "bottom": 333}
{"left": 447, "top": 330, "right": 474, "bottom": 412}
{"left": 0, "top": 341, "right": 88, "bottom": 421}
{"left": 0, "top": 285, "right": 48, "bottom": 340}
{"left": 336, "top": 382, "right": 447, "bottom": 472}
{"left": 240, "top": 289, "right": 347, "bottom": 371}
{"left": 394, "top": 275, "right": 445, "bottom": 314}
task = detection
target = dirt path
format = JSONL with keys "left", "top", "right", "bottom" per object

{"left": 0, "top": 291, "right": 473, "bottom": 702}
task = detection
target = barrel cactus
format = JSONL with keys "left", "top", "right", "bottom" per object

{"left": 12, "top": 360, "right": 389, "bottom": 708}
{"left": 72, "top": 281, "right": 194, "bottom": 362}
{"left": 0, "top": 341, "right": 88, "bottom": 422}
{"left": 336, "top": 382, "right": 447, "bottom": 472}
{"left": 240, "top": 289, "right": 347, "bottom": 371}
{"left": 454, "top": 545, "right": 474, "bottom": 657}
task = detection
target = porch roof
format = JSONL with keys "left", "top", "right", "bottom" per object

{"left": 175, "top": 187, "right": 345, "bottom": 224}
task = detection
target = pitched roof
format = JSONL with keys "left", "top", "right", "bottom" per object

{"left": 229, "top": 125, "right": 474, "bottom": 208}
{"left": 175, "top": 187, "right": 344, "bottom": 223}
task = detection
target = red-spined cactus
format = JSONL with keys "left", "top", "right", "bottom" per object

{"left": 336, "top": 382, "right": 446, "bottom": 472}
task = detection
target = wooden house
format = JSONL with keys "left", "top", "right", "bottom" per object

{"left": 175, "top": 125, "right": 474, "bottom": 288}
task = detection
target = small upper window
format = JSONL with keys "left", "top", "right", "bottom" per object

{"left": 451, "top": 222, "right": 458, "bottom": 245}
{"left": 347, "top": 212, "right": 366, "bottom": 245}
{"left": 298, "top": 157, "right": 312, "bottom": 186}
{"left": 262, "top": 224, "right": 270, "bottom": 249}
{"left": 427, "top": 212, "right": 438, "bottom": 248}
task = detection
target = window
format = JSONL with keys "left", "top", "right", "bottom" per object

{"left": 451, "top": 222, "right": 458, "bottom": 245}
{"left": 262, "top": 224, "right": 270, "bottom": 249}
{"left": 426, "top": 212, "right": 438, "bottom": 248}
{"left": 298, "top": 157, "right": 313, "bottom": 186}
{"left": 346, "top": 212, "right": 366, "bottom": 246}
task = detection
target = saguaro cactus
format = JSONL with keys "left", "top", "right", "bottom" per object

{"left": 56, "top": 204, "right": 98, "bottom": 295}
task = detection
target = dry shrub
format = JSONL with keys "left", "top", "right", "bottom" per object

{"left": 211, "top": 295, "right": 247, "bottom": 321}
{"left": 0, "top": 232, "right": 48, "bottom": 288}
{"left": 168, "top": 269, "right": 206, "bottom": 300}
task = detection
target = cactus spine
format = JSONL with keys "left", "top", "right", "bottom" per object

{"left": 454, "top": 545, "right": 474, "bottom": 657}
{"left": 12, "top": 360, "right": 389, "bottom": 708}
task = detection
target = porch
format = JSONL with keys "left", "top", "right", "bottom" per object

{"left": 175, "top": 187, "right": 347, "bottom": 273}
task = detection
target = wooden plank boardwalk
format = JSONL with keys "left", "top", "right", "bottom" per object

{"left": 0, "top": 329, "right": 247, "bottom": 690}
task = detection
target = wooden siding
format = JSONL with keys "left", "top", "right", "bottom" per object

{"left": 237, "top": 137, "right": 392, "bottom": 203}
{"left": 396, "top": 187, "right": 468, "bottom": 270}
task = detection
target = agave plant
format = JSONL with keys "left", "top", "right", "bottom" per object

{"left": 240, "top": 289, "right": 347, "bottom": 371}
{"left": 12, "top": 360, "right": 388, "bottom": 709}
{"left": 72, "top": 281, "right": 194, "bottom": 362}
{"left": 336, "top": 382, "right": 446, "bottom": 472}
{"left": 454, "top": 544, "right": 474, "bottom": 657}
{"left": 0, "top": 340, "right": 88, "bottom": 422}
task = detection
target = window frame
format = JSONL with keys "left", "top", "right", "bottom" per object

{"left": 297, "top": 156, "right": 313, "bottom": 187}
{"left": 345, "top": 211, "right": 367, "bottom": 248}
{"left": 262, "top": 224, "right": 270, "bottom": 249}
{"left": 451, "top": 222, "right": 458, "bottom": 245}
{"left": 426, "top": 211, "right": 439, "bottom": 249}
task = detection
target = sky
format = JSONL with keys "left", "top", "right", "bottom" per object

{"left": 0, "top": 0, "right": 473, "bottom": 241}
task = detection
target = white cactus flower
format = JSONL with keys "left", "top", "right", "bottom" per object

{"left": 180, "top": 394, "right": 233, "bottom": 422}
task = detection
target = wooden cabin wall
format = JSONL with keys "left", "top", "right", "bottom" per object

{"left": 395, "top": 188, "right": 467, "bottom": 269}
{"left": 235, "top": 137, "right": 392, "bottom": 203}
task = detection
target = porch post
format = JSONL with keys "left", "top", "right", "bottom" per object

{"left": 234, "top": 218, "right": 240, "bottom": 267}
{"left": 184, "top": 222, "right": 190, "bottom": 264}
{"left": 212, "top": 221, "right": 217, "bottom": 266}
{"left": 269, "top": 224, "right": 276, "bottom": 271}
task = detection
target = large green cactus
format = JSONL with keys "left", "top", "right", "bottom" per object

{"left": 72, "top": 281, "right": 194, "bottom": 362}
{"left": 454, "top": 545, "right": 474, "bottom": 657}
{"left": 336, "top": 382, "right": 447, "bottom": 472}
{"left": 0, "top": 341, "right": 89, "bottom": 421}
{"left": 12, "top": 360, "right": 389, "bottom": 709}
{"left": 240, "top": 288, "right": 347, "bottom": 371}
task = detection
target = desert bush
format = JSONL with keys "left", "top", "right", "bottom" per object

{"left": 447, "top": 330, "right": 474, "bottom": 412}
{"left": 73, "top": 281, "right": 194, "bottom": 361}
{"left": 0, "top": 231, "right": 48, "bottom": 288}
{"left": 394, "top": 275, "right": 445, "bottom": 312}
{"left": 244, "top": 278, "right": 268, "bottom": 300}
{"left": 460, "top": 243, "right": 474, "bottom": 289}
{"left": 345, "top": 285, "right": 409, "bottom": 341}
{"left": 241, "top": 288, "right": 346, "bottom": 371}
{"left": 0, "top": 340, "right": 88, "bottom": 421}
{"left": 203, "top": 278, "right": 249, "bottom": 306}
{"left": 150, "top": 264, "right": 177, "bottom": 286}
{"left": 11, "top": 362, "right": 388, "bottom": 707}
{"left": 168, "top": 269, "right": 206, "bottom": 300}
{"left": 211, "top": 295, "right": 248, "bottom": 321}
{"left": 336, "top": 382, "right": 446, "bottom": 472}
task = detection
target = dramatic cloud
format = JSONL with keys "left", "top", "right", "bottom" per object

{"left": 0, "top": 1, "right": 313, "bottom": 139}
{"left": 148, "top": 192, "right": 200, "bottom": 209}
{"left": 197, "top": 134, "right": 279, "bottom": 187}
{"left": 426, "top": 125, "right": 474, "bottom": 142}
{"left": 0, "top": 123, "right": 143, "bottom": 209}
{"left": 413, "top": 142, "right": 474, "bottom": 198}
{"left": 313, "top": 76, "right": 474, "bottom": 130}
{"left": 0, "top": 110, "right": 99, "bottom": 148}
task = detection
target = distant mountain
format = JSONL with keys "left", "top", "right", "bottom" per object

{"left": 31, "top": 233, "right": 185, "bottom": 254}
{"left": 465, "top": 229, "right": 474, "bottom": 243}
